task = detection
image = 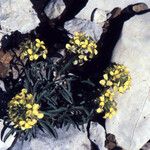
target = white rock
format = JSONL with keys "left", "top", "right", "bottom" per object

{"left": 12, "top": 125, "right": 91, "bottom": 150}
{"left": 91, "top": 9, "right": 108, "bottom": 25}
{"left": 0, "top": 120, "right": 15, "bottom": 150}
{"left": 89, "top": 122, "right": 107, "bottom": 150}
{"left": 12, "top": 122, "right": 107, "bottom": 150}
{"left": 44, "top": 0, "right": 66, "bottom": 20}
{"left": 0, "top": 80, "right": 6, "bottom": 91}
{"left": 0, "top": 0, "right": 40, "bottom": 34}
{"left": 76, "top": 0, "right": 150, "bottom": 22}
{"left": 64, "top": 18, "right": 102, "bottom": 41}
{"left": 106, "top": 13, "right": 150, "bottom": 150}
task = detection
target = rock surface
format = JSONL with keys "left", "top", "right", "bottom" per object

{"left": 11, "top": 122, "right": 106, "bottom": 150}
{"left": 0, "top": 120, "right": 15, "bottom": 150}
{"left": 106, "top": 13, "right": 150, "bottom": 150}
{"left": 44, "top": 0, "right": 66, "bottom": 20}
{"left": 89, "top": 122, "right": 107, "bottom": 150}
{"left": 76, "top": 0, "right": 150, "bottom": 22}
{"left": 0, "top": 0, "right": 40, "bottom": 34}
{"left": 64, "top": 18, "right": 102, "bottom": 41}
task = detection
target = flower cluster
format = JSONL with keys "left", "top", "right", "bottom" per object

{"left": 66, "top": 32, "right": 98, "bottom": 65}
{"left": 99, "top": 64, "right": 131, "bottom": 93}
{"left": 96, "top": 89, "right": 117, "bottom": 119}
{"left": 97, "top": 64, "right": 131, "bottom": 119}
{"left": 20, "top": 39, "right": 48, "bottom": 61}
{"left": 8, "top": 89, "right": 44, "bottom": 130}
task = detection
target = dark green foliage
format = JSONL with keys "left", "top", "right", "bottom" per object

{"left": 1, "top": 51, "right": 99, "bottom": 142}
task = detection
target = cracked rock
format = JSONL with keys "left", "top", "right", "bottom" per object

{"left": 106, "top": 13, "right": 150, "bottom": 150}
{"left": 64, "top": 18, "right": 102, "bottom": 41}
{"left": 44, "top": 0, "right": 66, "bottom": 20}
{"left": 0, "top": 0, "right": 40, "bottom": 34}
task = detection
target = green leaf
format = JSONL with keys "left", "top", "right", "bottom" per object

{"left": 39, "top": 121, "right": 58, "bottom": 138}
{"left": 81, "top": 79, "right": 95, "bottom": 87}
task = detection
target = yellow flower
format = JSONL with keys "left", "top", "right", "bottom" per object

{"left": 99, "top": 96, "right": 105, "bottom": 101}
{"left": 26, "top": 104, "right": 32, "bottom": 109}
{"left": 96, "top": 108, "right": 103, "bottom": 113}
{"left": 81, "top": 44, "right": 87, "bottom": 48}
{"left": 108, "top": 114, "right": 113, "bottom": 119}
{"left": 103, "top": 113, "right": 110, "bottom": 119}
{"left": 106, "top": 80, "right": 113, "bottom": 86}
{"left": 103, "top": 74, "right": 108, "bottom": 80}
{"left": 36, "top": 39, "right": 44, "bottom": 48}
{"left": 99, "top": 102, "right": 105, "bottom": 107}
{"left": 75, "top": 39, "right": 80, "bottom": 45}
{"left": 74, "top": 32, "right": 80, "bottom": 36}
{"left": 25, "top": 123, "right": 32, "bottom": 129}
{"left": 27, "top": 49, "right": 33, "bottom": 55}
{"left": 66, "top": 32, "right": 98, "bottom": 65}
{"left": 33, "top": 104, "right": 40, "bottom": 110}
{"left": 66, "top": 44, "right": 71, "bottom": 49}
{"left": 42, "top": 53, "right": 47, "bottom": 59}
{"left": 27, "top": 119, "right": 37, "bottom": 126}
{"left": 37, "top": 113, "right": 44, "bottom": 119}
{"left": 99, "top": 80, "right": 106, "bottom": 86}
{"left": 22, "top": 89, "right": 27, "bottom": 94}
{"left": 114, "top": 70, "right": 119, "bottom": 75}
{"left": 27, "top": 94, "right": 33, "bottom": 100}
{"left": 33, "top": 54, "right": 39, "bottom": 60}
{"left": 19, "top": 121, "right": 26, "bottom": 126}
{"left": 110, "top": 71, "right": 114, "bottom": 76}
{"left": 78, "top": 55, "right": 84, "bottom": 59}
{"left": 118, "top": 87, "right": 124, "bottom": 93}
{"left": 84, "top": 56, "right": 88, "bottom": 61}
{"left": 94, "top": 49, "right": 98, "bottom": 55}
{"left": 8, "top": 89, "right": 43, "bottom": 131}
{"left": 29, "top": 55, "right": 34, "bottom": 61}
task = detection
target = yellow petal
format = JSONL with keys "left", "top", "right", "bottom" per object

{"left": 94, "top": 49, "right": 98, "bottom": 55}
{"left": 36, "top": 43, "right": 41, "bottom": 48}
{"left": 84, "top": 56, "right": 88, "bottom": 61}
{"left": 26, "top": 104, "right": 32, "bottom": 109}
{"left": 103, "top": 74, "right": 108, "bottom": 80}
{"left": 99, "top": 102, "right": 105, "bottom": 107}
{"left": 75, "top": 39, "right": 80, "bottom": 45}
{"left": 33, "top": 104, "right": 40, "bottom": 110}
{"left": 110, "top": 71, "right": 114, "bottom": 76}
{"left": 78, "top": 55, "right": 84, "bottom": 59}
{"left": 96, "top": 108, "right": 103, "bottom": 113}
{"left": 36, "top": 39, "right": 41, "bottom": 43}
{"left": 106, "top": 81, "right": 113, "bottom": 86}
{"left": 37, "top": 113, "right": 44, "bottom": 119}
{"left": 29, "top": 55, "right": 34, "bottom": 61}
{"left": 99, "top": 80, "right": 106, "bottom": 86}
{"left": 27, "top": 49, "right": 33, "bottom": 55}
{"left": 43, "top": 53, "right": 47, "bottom": 59}
{"left": 66, "top": 44, "right": 71, "bottom": 49}
{"left": 33, "top": 54, "right": 39, "bottom": 60}
{"left": 99, "top": 96, "right": 105, "bottom": 101}
{"left": 21, "top": 88, "right": 27, "bottom": 94}
{"left": 19, "top": 121, "right": 26, "bottom": 126}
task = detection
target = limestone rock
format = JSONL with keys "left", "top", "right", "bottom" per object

{"left": 106, "top": 13, "right": 150, "bottom": 150}
{"left": 12, "top": 122, "right": 107, "bottom": 150}
{"left": 44, "top": 0, "right": 66, "bottom": 20}
{"left": 12, "top": 125, "right": 91, "bottom": 150}
{"left": 76, "top": 0, "right": 150, "bottom": 22}
{"left": 89, "top": 122, "right": 107, "bottom": 150}
{"left": 64, "top": 18, "right": 102, "bottom": 41}
{"left": 0, "top": 120, "right": 15, "bottom": 150}
{"left": 0, "top": 0, "right": 40, "bottom": 34}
